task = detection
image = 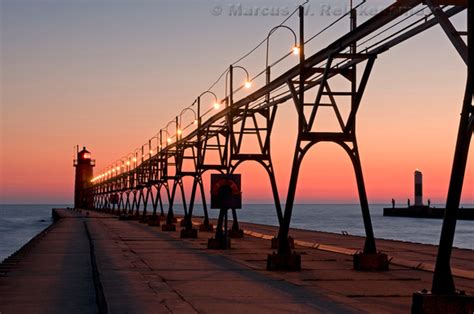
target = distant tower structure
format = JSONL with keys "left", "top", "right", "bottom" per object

{"left": 73, "top": 146, "right": 95, "bottom": 209}
{"left": 414, "top": 169, "right": 423, "bottom": 206}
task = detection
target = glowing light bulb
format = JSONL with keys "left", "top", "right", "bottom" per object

{"left": 133, "top": 157, "right": 137, "bottom": 162}
{"left": 193, "top": 119, "right": 198, "bottom": 125}
{"left": 177, "top": 129, "right": 182, "bottom": 135}
{"left": 213, "top": 102, "right": 221, "bottom": 110}
{"left": 292, "top": 46, "right": 300, "bottom": 55}
{"left": 150, "top": 149, "right": 153, "bottom": 154}
{"left": 244, "top": 81, "right": 252, "bottom": 88}
{"left": 167, "top": 137, "right": 172, "bottom": 143}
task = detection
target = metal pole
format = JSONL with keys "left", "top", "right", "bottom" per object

{"left": 149, "top": 139, "right": 151, "bottom": 156}
{"left": 199, "top": 178, "right": 210, "bottom": 226}
{"left": 159, "top": 130, "right": 163, "bottom": 151}
{"left": 179, "top": 180, "right": 188, "bottom": 219}
{"left": 276, "top": 5, "right": 305, "bottom": 256}
{"left": 351, "top": 146, "right": 377, "bottom": 254}
{"left": 298, "top": 5, "right": 305, "bottom": 129}
{"left": 267, "top": 168, "right": 283, "bottom": 225}
{"left": 432, "top": 3, "right": 473, "bottom": 295}
{"left": 158, "top": 187, "right": 165, "bottom": 216}
{"left": 197, "top": 97, "right": 202, "bottom": 166}
{"left": 350, "top": 0, "right": 376, "bottom": 255}
{"left": 197, "top": 97, "right": 201, "bottom": 128}
{"left": 266, "top": 35, "right": 271, "bottom": 104}
{"left": 224, "top": 209, "right": 229, "bottom": 249}
{"left": 186, "top": 178, "right": 198, "bottom": 229}
{"left": 229, "top": 65, "right": 235, "bottom": 156}
{"left": 176, "top": 116, "right": 179, "bottom": 141}
{"left": 229, "top": 65, "right": 233, "bottom": 108}
{"left": 167, "top": 181, "right": 177, "bottom": 225}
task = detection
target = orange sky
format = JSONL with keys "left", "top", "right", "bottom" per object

{"left": 1, "top": 0, "right": 472, "bottom": 204}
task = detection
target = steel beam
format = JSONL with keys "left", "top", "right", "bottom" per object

{"left": 431, "top": 1, "right": 473, "bottom": 294}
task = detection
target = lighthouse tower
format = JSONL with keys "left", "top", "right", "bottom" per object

{"left": 73, "top": 146, "right": 95, "bottom": 209}
{"left": 414, "top": 170, "right": 423, "bottom": 206}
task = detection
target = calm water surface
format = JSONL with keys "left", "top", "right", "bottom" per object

{"left": 1, "top": 203, "right": 472, "bottom": 262}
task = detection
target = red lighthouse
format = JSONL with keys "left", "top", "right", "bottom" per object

{"left": 73, "top": 146, "right": 95, "bottom": 209}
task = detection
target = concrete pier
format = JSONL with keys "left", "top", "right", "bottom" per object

{"left": 383, "top": 206, "right": 474, "bottom": 220}
{"left": 0, "top": 209, "right": 97, "bottom": 313}
{"left": 1, "top": 208, "right": 473, "bottom": 313}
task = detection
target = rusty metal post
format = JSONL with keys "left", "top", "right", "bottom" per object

{"left": 431, "top": 2, "right": 473, "bottom": 295}
{"left": 349, "top": 5, "right": 378, "bottom": 257}
{"left": 277, "top": 4, "right": 305, "bottom": 255}
{"left": 412, "top": 5, "right": 473, "bottom": 313}
{"left": 267, "top": 6, "right": 305, "bottom": 271}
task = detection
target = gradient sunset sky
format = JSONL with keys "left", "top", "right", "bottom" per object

{"left": 1, "top": 0, "right": 472, "bottom": 204}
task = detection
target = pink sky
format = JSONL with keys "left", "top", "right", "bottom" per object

{"left": 1, "top": 0, "right": 472, "bottom": 204}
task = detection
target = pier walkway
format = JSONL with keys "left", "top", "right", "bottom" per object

{"left": 1, "top": 208, "right": 473, "bottom": 313}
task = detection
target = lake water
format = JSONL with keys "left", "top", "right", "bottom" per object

{"left": 0, "top": 205, "right": 60, "bottom": 262}
{"left": 1, "top": 203, "right": 472, "bottom": 262}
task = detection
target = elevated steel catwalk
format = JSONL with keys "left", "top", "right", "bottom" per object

{"left": 85, "top": 0, "right": 470, "bottom": 309}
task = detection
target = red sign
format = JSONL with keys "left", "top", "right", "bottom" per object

{"left": 210, "top": 174, "right": 242, "bottom": 209}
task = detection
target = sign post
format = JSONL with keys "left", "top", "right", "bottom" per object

{"left": 207, "top": 174, "right": 242, "bottom": 249}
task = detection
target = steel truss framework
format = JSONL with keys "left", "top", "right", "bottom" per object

{"left": 85, "top": 0, "right": 471, "bottom": 297}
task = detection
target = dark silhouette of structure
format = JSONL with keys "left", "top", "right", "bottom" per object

{"left": 73, "top": 146, "right": 95, "bottom": 209}
{"left": 384, "top": 170, "right": 474, "bottom": 220}
{"left": 80, "top": 0, "right": 472, "bottom": 311}
{"left": 414, "top": 170, "right": 423, "bottom": 206}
